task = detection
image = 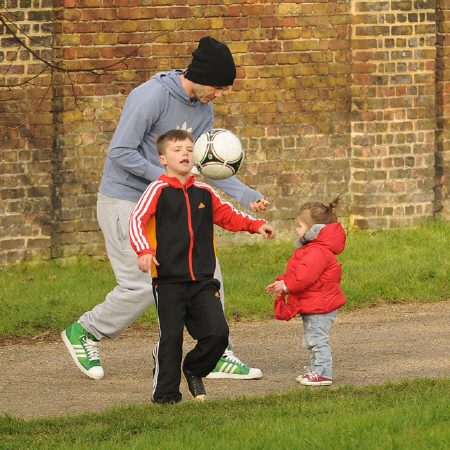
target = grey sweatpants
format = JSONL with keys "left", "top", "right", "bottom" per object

{"left": 79, "top": 193, "right": 228, "bottom": 344}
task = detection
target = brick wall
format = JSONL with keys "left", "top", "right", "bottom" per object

{"left": 351, "top": 0, "right": 437, "bottom": 228}
{"left": 436, "top": 0, "right": 450, "bottom": 219}
{"left": 0, "top": 0, "right": 449, "bottom": 265}
{"left": 0, "top": 1, "right": 55, "bottom": 264}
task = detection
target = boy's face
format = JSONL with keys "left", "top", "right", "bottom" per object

{"left": 159, "top": 138, "right": 194, "bottom": 179}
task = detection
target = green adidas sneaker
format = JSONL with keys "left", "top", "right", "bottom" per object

{"left": 61, "top": 322, "right": 104, "bottom": 380}
{"left": 206, "top": 347, "right": 262, "bottom": 380}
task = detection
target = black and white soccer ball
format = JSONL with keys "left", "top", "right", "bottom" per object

{"left": 193, "top": 129, "right": 244, "bottom": 180}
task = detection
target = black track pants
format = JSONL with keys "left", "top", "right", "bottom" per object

{"left": 152, "top": 278, "right": 229, "bottom": 403}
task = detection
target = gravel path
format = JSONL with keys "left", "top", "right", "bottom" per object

{"left": 1, "top": 300, "right": 449, "bottom": 419}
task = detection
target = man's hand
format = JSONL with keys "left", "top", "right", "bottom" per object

{"left": 250, "top": 197, "right": 270, "bottom": 212}
{"left": 137, "top": 254, "right": 159, "bottom": 273}
{"left": 258, "top": 223, "right": 276, "bottom": 239}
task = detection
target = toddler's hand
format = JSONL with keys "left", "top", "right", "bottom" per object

{"left": 266, "top": 280, "right": 286, "bottom": 297}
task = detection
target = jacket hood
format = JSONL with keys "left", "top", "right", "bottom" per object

{"left": 152, "top": 69, "right": 198, "bottom": 107}
{"left": 305, "top": 222, "right": 346, "bottom": 255}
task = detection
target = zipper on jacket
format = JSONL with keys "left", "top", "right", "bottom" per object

{"left": 183, "top": 186, "right": 196, "bottom": 280}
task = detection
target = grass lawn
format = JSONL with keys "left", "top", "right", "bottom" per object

{"left": 1, "top": 219, "right": 448, "bottom": 339}
{"left": 1, "top": 379, "right": 450, "bottom": 449}
{"left": 1, "top": 220, "right": 450, "bottom": 448}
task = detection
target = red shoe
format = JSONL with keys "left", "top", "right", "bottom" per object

{"left": 296, "top": 366, "right": 313, "bottom": 383}
{"left": 299, "top": 371, "right": 332, "bottom": 386}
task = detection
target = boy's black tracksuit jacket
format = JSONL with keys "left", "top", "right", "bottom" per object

{"left": 129, "top": 173, "right": 266, "bottom": 283}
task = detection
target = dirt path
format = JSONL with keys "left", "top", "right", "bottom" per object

{"left": 1, "top": 300, "right": 450, "bottom": 419}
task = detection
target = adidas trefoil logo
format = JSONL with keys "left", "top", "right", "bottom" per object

{"left": 176, "top": 122, "right": 193, "bottom": 133}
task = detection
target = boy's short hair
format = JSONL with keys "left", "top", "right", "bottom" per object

{"left": 156, "top": 129, "right": 194, "bottom": 155}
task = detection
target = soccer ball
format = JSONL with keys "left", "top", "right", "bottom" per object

{"left": 193, "top": 129, "right": 244, "bottom": 180}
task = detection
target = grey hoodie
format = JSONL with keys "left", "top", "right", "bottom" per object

{"left": 99, "top": 69, "right": 263, "bottom": 209}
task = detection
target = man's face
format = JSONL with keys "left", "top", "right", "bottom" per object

{"left": 191, "top": 84, "right": 230, "bottom": 104}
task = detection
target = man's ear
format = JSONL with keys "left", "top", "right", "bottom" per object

{"left": 159, "top": 154, "right": 166, "bottom": 166}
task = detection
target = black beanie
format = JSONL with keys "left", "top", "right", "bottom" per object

{"left": 184, "top": 36, "right": 236, "bottom": 87}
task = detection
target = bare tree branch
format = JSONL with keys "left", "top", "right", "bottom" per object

{"left": 1, "top": 12, "right": 186, "bottom": 78}
{"left": 1, "top": 69, "right": 49, "bottom": 88}
{"left": 1, "top": 9, "right": 188, "bottom": 117}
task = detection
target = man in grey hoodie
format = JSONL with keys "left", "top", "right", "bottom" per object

{"left": 61, "top": 36, "right": 269, "bottom": 383}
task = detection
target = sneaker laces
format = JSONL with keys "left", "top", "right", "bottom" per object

{"left": 307, "top": 371, "right": 320, "bottom": 381}
{"left": 223, "top": 349, "right": 244, "bottom": 366}
{"left": 82, "top": 336, "right": 100, "bottom": 361}
{"left": 190, "top": 375, "right": 204, "bottom": 393}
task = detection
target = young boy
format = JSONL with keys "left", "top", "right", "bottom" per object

{"left": 129, "top": 129, "right": 276, "bottom": 404}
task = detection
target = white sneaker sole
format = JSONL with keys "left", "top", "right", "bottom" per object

{"left": 206, "top": 368, "right": 263, "bottom": 380}
{"left": 296, "top": 375, "right": 308, "bottom": 383}
{"left": 61, "top": 331, "right": 104, "bottom": 381}
{"left": 300, "top": 379, "right": 332, "bottom": 386}
{"left": 190, "top": 393, "right": 206, "bottom": 402}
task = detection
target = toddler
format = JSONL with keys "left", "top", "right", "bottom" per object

{"left": 266, "top": 196, "right": 346, "bottom": 386}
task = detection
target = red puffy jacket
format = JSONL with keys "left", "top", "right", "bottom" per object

{"left": 274, "top": 222, "right": 346, "bottom": 321}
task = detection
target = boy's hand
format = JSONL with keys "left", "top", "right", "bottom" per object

{"left": 258, "top": 223, "right": 276, "bottom": 239}
{"left": 138, "top": 254, "right": 159, "bottom": 273}
{"left": 250, "top": 197, "right": 269, "bottom": 212}
{"left": 266, "top": 280, "right": 286, "bottom": 297}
